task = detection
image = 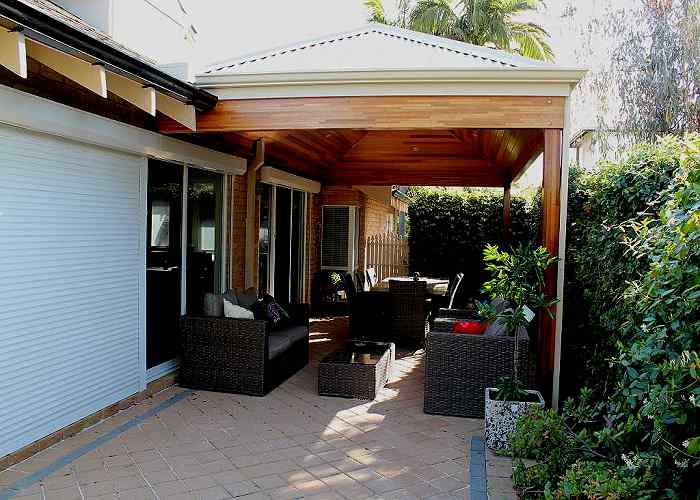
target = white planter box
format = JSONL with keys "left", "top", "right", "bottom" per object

{"left": 484, "top": 387, "right": 545, "bottom": 450}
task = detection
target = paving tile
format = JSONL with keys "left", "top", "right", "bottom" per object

{"left": 115, "top": 487, "right": 157, "bottom": 500}
{"left": 42, "top": 485, "right": 83, "bottom": 500}
{"left": 141, "top": 468, "right": 177, "bottom": 485}
{"left": 221, "top": 480, "right": 260, "bottom": 497}
{"left": 191, "top": 485, "right": 232, "bottom": 500}
{"left": 364, "top": 477, "right": 403, "bottom": 494}
{"left": 345, "top": 467, "right": 382, "bottom": 482}
{"left": 430, "top": 475, "right": 468, "bottom": 493}
{"left": 251, "top": 475, "right": 287, "bottom": 491}
{"left": 264, "top": 485, "right": 299, "bottom": 499}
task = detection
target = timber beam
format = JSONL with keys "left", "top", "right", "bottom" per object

{"left": 158, "top": 96, "right": 566, "bottom": 133}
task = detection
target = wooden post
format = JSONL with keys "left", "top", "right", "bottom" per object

{"left": 502, "top": 180, "right": 511, "bottom": 246}
{"left": 245, "top": 140, "right": 264, "bottom": 288}
{"left": 539, "top": 129, "right": 562, "bottom": 396}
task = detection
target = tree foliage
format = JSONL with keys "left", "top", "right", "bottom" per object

{"left": 364, "top": 0, "right": 554, "bottom": 61}
{"left": 567, "top": 0, "right": 700, "bottom": 151}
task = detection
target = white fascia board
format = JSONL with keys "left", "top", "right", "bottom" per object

{"left": 156, "top": 91, "right": 197, "bottom": 131}
{"left": 0, "top": 29, "right": 27, "bottom": 78}
{"left": 106, "top": 71, "right": 156, "bottom": 115}
{"left": 0, "top": 84, "right": 245, "bottom": 175}
{"left": 27, "top": 39, "right": 107, "bottom": 97}
{"left": 260, "top": 166, "right": 321, "bottom": 193}
{"left": 196, "top": 68, "right": 587, "bottom": 99}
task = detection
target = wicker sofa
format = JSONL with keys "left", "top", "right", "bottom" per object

{"left": 424, "top": 309, "right": 532, "bottom": 418}
{"left": 179, "top": 303, "right": 309, "bottom": 396}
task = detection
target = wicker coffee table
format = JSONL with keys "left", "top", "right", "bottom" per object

{"left": 318, "top": 340, "right": 395, "bottom": 400}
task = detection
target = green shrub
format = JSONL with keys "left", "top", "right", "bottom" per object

{"left": 511, "top": 134, "right": 700, "bottom": 499}
{"left": 552, "top": 461, "right": 653, "bottom": 499}
{"left": 408, "top": 189, "right": 538, "bottom": 298}
{"left": 561, "top": 137, "right": 687, "bottom": 399}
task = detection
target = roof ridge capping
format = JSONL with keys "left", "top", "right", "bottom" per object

{"left": 200, "top": 22, "right": 561, "bottom": 75}
{"left": 201, "top": 24, "right": 377, "bottom": 74}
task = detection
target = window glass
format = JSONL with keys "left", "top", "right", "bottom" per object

{"left": 186, "top": 168, "right": 223, "bottom": 315}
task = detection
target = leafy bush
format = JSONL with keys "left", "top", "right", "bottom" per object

{"left": 408, "top": 189, "right": 539, "bottom": 298}
{"left": 561, "top": 137, "right": 687, "bottom": 398}
{"left": 553, "top": 461, "right": 652, "bottom": 499}
{"left": 511, "top": 134, "right": 700, "bottom": 499}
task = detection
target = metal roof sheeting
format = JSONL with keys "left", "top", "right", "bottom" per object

{"left": 202, "top": 23, "right": 556, "bottom": 76}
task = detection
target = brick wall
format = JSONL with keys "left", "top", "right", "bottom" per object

{"left": 315, "top": 186, "right": 398, "bottom": 272}
{"left": 365, "top": 197, "right": 396, "bottom": 238}
{"left": 306, "top": 193, "right": 321, "bottom": 303}
{"left": 230, "top": 174, "right": 247, "bottom": 290}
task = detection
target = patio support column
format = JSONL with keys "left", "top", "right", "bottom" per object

{"left": 539, "top": 128, "right": 563, "bottom": 400}
{"left": 245, "top": 140, "right": 264, "bottom": 288}
{"left": 502, "top": 180, "right": 511, "bottom": 246}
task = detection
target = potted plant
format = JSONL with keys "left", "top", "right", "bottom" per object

{"left": 478, "top": 243, "right": 557, "bottom": 450}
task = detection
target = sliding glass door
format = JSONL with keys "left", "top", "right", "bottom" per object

{"left": 258, "top": 184, "right": 306, "bottom": 303}
{"left": 186, "top": 168, "right": 223, "bottom": 315}
{"left": 146, "top": 161, "right": 224, "bottom": 373}
{"left": 146, "top": 162, "right": 183, "bottom": 369}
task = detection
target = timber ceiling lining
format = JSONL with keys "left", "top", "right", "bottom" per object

{"left": 181, "top": 127, "right": 543, "bottom": 187}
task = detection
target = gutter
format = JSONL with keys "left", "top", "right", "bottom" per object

{"left": 195, "top": 68, "right": 588, "bottom": 88}
{"left": 0, "top": 0, "right": 217, "bottom": 110}
{"left": 391, "top": 187, "right": 412, "bottom": 204}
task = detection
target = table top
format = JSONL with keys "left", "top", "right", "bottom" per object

{"left": 321, "top": 340, "right": 392, "bottom": 366}
{"left": 369, "top": 276, "right": 450, "bottom": 295}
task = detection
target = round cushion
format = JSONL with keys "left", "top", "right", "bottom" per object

{"left": 453, "top": 321, "right": 486, "bottom": 335}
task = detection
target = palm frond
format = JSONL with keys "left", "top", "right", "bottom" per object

{"left": 364, "top": 0, "right": 388, "bottom": 24}
{"left": 410, "top": 0, "right": 461, "bottom": 37}
{"left": 509, "top": 22, "right": 555, "bottom": 61}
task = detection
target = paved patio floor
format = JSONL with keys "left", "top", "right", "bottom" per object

{"left": 1, "top": 317, "right": 516, "bottom": 500}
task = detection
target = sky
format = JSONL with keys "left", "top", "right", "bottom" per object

{"left": 185, "top": 0, "right": 602, "bottom": 71}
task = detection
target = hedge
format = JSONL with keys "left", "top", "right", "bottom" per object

{"left": 511, "top": 135, "right": 700, "bottom": 498}
{"left": 408, "top": 189, "right": 539, "bottom": 298}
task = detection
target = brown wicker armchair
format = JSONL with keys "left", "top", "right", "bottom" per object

{"left": 424, "top": 316, "right": 532, "bottom": 418}
{"left": 179, "top": 304, "right": 309, "bottom": 396}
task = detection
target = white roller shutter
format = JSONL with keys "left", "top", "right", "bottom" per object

{"left": 0, "top": 124, "right": 144, "bottom": 457}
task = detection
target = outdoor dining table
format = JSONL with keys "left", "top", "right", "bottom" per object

{"left": 369, "top": 276, "right": 450, "bottom": 297}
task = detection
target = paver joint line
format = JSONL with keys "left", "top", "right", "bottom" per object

{"left": 0, "top": 389, "right": 193, "bottom": 500}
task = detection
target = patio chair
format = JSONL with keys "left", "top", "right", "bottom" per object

{"left": 343, "top": 272, "right": 357, "bottom": 303}
{"left": 424, "top": 318, "right": 533, "bottom": 418}
{"left": 354, "top": 269, "right": 369, "bottom": 292}
{"left": 390, "top": 279, "right": 430, "bottom": 346}
{"left": 366, "top": 267, "right": 378, "bottom": 288}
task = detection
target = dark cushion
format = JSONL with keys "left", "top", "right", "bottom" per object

{"left": 254, "top": 294, "right": 291, "bottom": 329}
{"left": 237, "top": 287, "right": 258, "bottom": 308}
{"left": 268, "top": 333, "right": 291, "bottom": 360}
{"left": 275, "top": 325, "right": 307, "bottom": 345}
{"left": 250, "top": 299, "right": 268, "bottom": 321}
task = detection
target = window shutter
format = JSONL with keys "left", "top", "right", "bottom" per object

{"left": 321, "top": 206, "right": 355, "bottom": 270}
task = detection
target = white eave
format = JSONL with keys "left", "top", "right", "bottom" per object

{"left": 195, "top": 24, "right": 586, "bottom": 99}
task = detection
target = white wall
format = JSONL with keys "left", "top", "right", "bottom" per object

{"left": 53, "top": 0, "right": 196, "bottom": 65}
{"left": 573, "top": 132, "right": 624, "bottom": 170}
{"left": 53, "top": 0, "right": 112, "bottom": 33}
{"left": 113, "top": 0, "right": 196, "bottom": 64}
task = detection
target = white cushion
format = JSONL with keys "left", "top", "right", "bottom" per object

{"left": 224, "top": 299, "right": 254, "bottom": 319}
